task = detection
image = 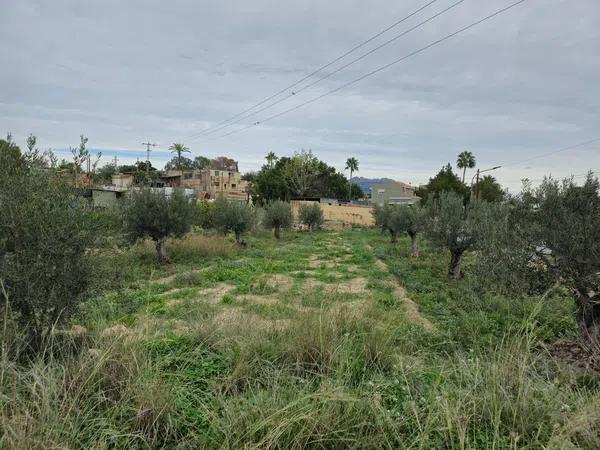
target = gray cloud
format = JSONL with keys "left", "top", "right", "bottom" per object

{"left": 1, "top": 0, "right": 599, "bottom": 191}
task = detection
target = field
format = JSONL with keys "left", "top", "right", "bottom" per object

{"left": 2, "top": 227, "right": 599, "bottom": 449}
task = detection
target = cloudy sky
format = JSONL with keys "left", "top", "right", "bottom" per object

{"left": 1, "top": 0, "right": 598, "bottom": 191}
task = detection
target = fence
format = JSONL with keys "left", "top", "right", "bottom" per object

{"left": 291, "top": 201, "right": 375, "bottom": 227}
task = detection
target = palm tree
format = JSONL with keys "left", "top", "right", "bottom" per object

{"left": 169, "top": 143, "right": 191, "bottom": 182}
{"left": 265, "top": 151, "right": 278, "bottom": 169}
{"left": 456, "top": 151, "right": 476, "bottom": 183}
{"left": 345, "top": 157, "right": 359, "bottom": 202}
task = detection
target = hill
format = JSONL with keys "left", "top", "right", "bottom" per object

{"left": 350, "top": 176, "right": 395, "bottom": 193}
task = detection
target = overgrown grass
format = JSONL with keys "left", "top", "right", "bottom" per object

{"left": 2, "top": 228, "right": 599, "bottom": 449}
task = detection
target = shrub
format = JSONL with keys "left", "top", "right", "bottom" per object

{"left": 298, "top": 203, "right": 324, "bottom": 231}
{"left": 0, "top": 139, "right": 95, "bottom": 349}
{"left": 263, "top": 200, "right": 293, "bottom": 239}
{"left": 194, "top": 200, "right": 215, "bottom": 230}
{"left": 122, "top": 188, "right": 195, "bottom": 264}
{"left": 213, "top": 198, "right": 255, "bottom": 244}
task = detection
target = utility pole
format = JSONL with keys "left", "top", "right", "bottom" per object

{"left": 141, "top": 141, "right": 157, "bottom": 176}
{"left": 470, "top": 166, "right": 502, "bottom": 201}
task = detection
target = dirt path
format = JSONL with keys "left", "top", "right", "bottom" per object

{"left": 370, "top": 248, "right": 436, "bottom": 333}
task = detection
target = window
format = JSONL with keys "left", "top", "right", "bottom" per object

{"left": 214, "top": 170, "right": 220, "bottom": 176}
{"left": 214, "top": 182, "right": 220, "bottom": 186}
{"left": 184, "top": 172, "right": 192, "bottom": 179}
{"left": 231, "top": 183, "right": 236, "bottom": 188}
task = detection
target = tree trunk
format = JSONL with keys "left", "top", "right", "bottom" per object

{"left": 156, "top": 238, "right": 170, "bottom": 265}
{"left": 574, "top": 289, "right": 600, "bottom": 343}
{"left": 234, "top": 230, "right": 241, "bottom": 244}
{"left": 462, "top": 166, "right": 466, "bottom": 183}
{"left": 409, "top": 232, "right": 419, "bottom": 257}
{"left": 274, "top": 226, "right": 281, "bottom": 239}
{"left": 448, "top": 250, "right": 464, "bottom": 280}
{"left": 348, "top": 169, "right": 353, "bottom": 202}
{"left": 390, "top": 230, "right": 398, "bottom": 243}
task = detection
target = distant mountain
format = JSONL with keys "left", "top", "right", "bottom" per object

{"left": 350, "top": 177, "right": 395, "bottom": 193}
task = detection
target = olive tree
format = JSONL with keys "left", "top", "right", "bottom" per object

{"left": 122, "top": 188, "right": 194, "bottom": 264}
{"left": 0, "top": 138, "right": 95, "bottom": 349}
{"left": 425, "top": 191, "right": 492, "bottom": 279}
{"left": 263, "top": 200, "right": 293, "bottom": 239}
{"left": 373, "top": 204, "right": 424, "bottom": 254}
{"left": 535, "top": 175, "right": 600, "bottom": 342}
{"left": 298, "top": 203, "right": 324, "bottom": 231}
{"left": 213, "top": 198, "right": 255, "bottom": 244}
{"left": 372, "top": 204, "right": 392, "bottom": 234}
{"left": 395, "top": 205, "right": 425, "bottom": 256}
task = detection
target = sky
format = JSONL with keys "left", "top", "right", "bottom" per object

{"left": 1, "top": 0, "right": 599, "bottom": 192}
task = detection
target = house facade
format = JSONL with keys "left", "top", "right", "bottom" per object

{"left": 159, "top": 158, "right": 248, "bottom": 201}
{"left": 370, "top": 180, "right": 419, "bottom": 207}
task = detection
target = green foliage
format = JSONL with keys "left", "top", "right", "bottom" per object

{"left": 194, "top": 200, "right": 216, "bottom": 229}
{"left": 95, "top": 163, "right": 116, "bottom": 183}
{"left": 350, "top": 183, "right": 364, "bottom": 200}
{"left": 474, "top": 174, "right": 505, "bottom": 202}
{"left": 164, "top": 156, "right": 194, "bottom": 171}
{"left": 533, "top": 175, "right": 600, "bottom": 339}
{"left": 298, "top": 202, "right": 324, "bottom": 231}
{"left": 456, "top": 150, "right": 476, "bottom": 182}
{"left": 475, "top": 174, "right": 600, "bottom": 341}
{"left": 213, "top": 198, "right": 255, "bottom": 243}
{"left": 372, "top": 204, "right": 392, "bottom": 233}
{"left": 193, "top": 155, "right": 211, "bottom": 170}
{"left": 425, "top": 192, "right": 496, "bottom": 278}
{"left": 417, "top": 163, "right": 468, "bottom": 204}
{"left": 0, "top": 140, "right": 95, "bottom": 348}
{"left": 252, "top": 149, "right": 359, "bottom": 204}
{"left": 263, "top": 200, "right": 293, "bottom": 238}
{"left": 122, "top": 189, "right": 195, "bottom": 263}
{"left": 385, "top": 205, "right": 425, "bottom": 256}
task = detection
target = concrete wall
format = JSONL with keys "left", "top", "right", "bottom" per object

{"left": 291, "top": 200, "right": 374, "bottom": 226}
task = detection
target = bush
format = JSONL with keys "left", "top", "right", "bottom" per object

{"left": 194, "top": 200, "right": 215, "bottom": 230}
{"left": 263, "top": 200, "right": 293, "bottom": 239}
{"left": 298, "top": 203, "right": 324, "bottom": 231}
{"left": 0, "top": 139, "right": 95, "bottom": 349}
{"left": 213, "top": 198, "right": 255, "bottom": 243}
{"left": 122, "top": 188, "right": 195, "bottom": 264}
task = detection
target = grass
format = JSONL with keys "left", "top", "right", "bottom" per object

{"left": 1, "top": 227, "right": 599, "bottom": 448}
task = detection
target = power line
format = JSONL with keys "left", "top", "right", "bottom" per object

{"left": 501, "top": 169, "right": 599, "bottom": 184}
{"left": 185, "top": 0, "right": 441, "bottom": 140}
{"left": 188, "top": 0, "right": 467, "bottom": 141}
{"left": 501, "top": 137, "right": 600, "bottom": 168}
{"left": 195, "top": 0, "right": 529, "bottom": 144}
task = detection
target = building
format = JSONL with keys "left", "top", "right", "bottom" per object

{"left": 370, "top": 180, "right": 419, "bottom": 207}
{"left": 111, "top": 172, "right": 135, "bottom": 189}
{"left": 91, "top": 187, "right": 129, "bottom": 208}
{"left": 159, "top": 158, "right": 248, "bottom": 201}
